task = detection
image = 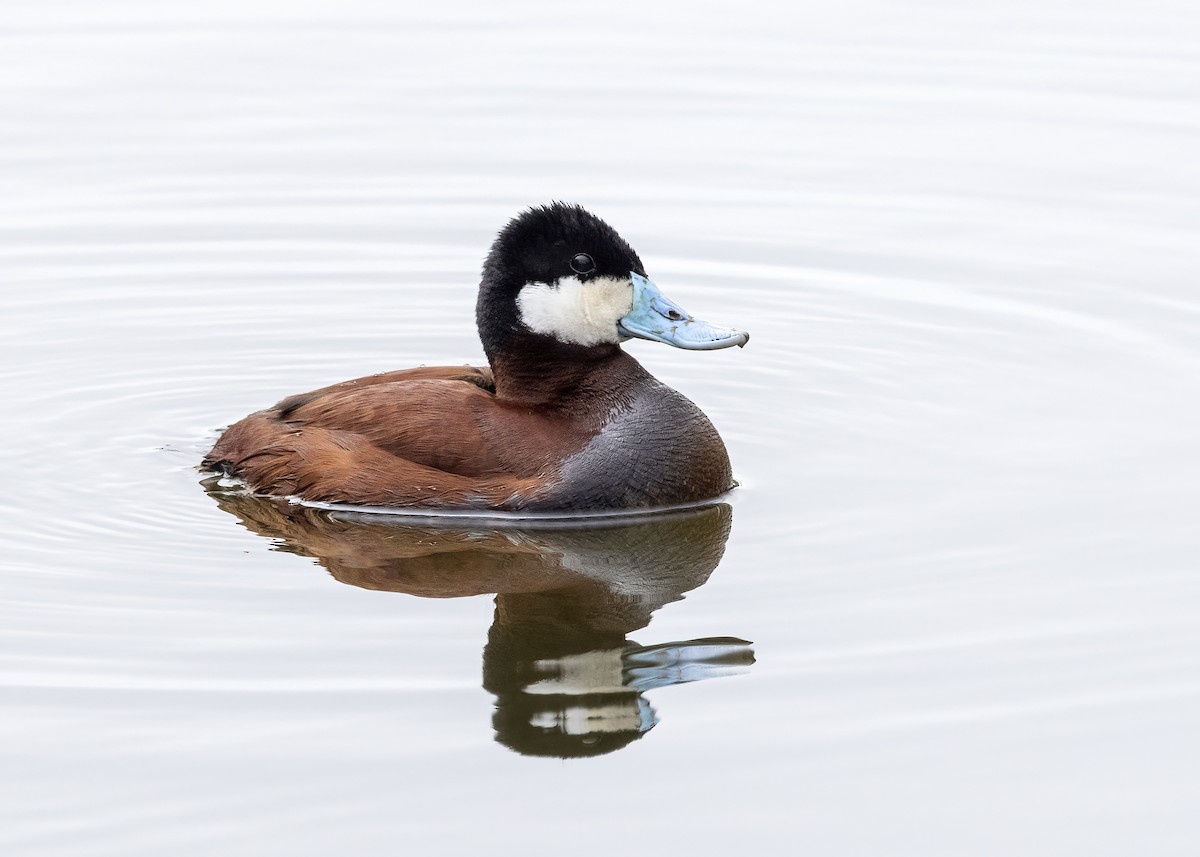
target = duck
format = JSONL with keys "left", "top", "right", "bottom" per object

{"left": 203, "top": 203, "right": 748, "bottom": 512}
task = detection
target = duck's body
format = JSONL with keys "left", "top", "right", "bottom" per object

{"left": 204, "top": 204, "right": 747, "bottom": 512}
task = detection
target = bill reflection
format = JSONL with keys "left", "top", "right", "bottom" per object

{"left": 204, "top": 483, "right": 753, "bottom": 758}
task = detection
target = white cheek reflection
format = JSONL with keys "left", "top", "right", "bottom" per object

{"left": 528, "top": 698, "right": 657, "bottom": 736}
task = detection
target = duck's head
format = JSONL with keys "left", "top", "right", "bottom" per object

{"left": 477, "top": 203, "right": 748, "bottom": 365}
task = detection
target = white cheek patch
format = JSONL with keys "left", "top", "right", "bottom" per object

{"left": 516, "top": 275, "right": 634, "bottom": 347}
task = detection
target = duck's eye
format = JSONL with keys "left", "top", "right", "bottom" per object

{"left": 570, "top": 253, "right": 596, "bottom": 275}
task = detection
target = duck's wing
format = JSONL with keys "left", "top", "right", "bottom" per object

{"left": 271, "top": 364, "right": 495, "bottom": 411}
{"left": 204, "top": 365, "right": 541, "bottom": 509}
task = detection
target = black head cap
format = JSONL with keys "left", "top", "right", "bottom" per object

{"left": 476, "top": 203, "right": 646, "bottom": 362}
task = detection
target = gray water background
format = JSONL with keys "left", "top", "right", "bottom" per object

{"left": 3, "top": 0, "right": 1200, "bottom": 853}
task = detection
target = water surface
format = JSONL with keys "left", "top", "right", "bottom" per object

{"left": 3, "top": 1, "right": 1200, "bottom": 854}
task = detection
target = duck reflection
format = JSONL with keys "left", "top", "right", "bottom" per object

{"left": 203, "top": 482, "right": 754, "bottom": 758}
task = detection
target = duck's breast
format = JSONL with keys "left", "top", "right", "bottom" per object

{"left": 532, "top": 379, "right": 734, "bottom": 511}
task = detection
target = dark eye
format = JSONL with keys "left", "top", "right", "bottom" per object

{"left": 570, "top": 253, "right": 595, "bottom": 275}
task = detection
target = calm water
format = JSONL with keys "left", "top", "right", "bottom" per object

{"left": 4, "top": 0, "right": 1200, "bottom": 853}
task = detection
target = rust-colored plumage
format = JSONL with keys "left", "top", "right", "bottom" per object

{"left": 207, "top": 366, "right": 542, "bottom": 508}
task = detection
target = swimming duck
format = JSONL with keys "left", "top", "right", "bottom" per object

{"left": 203, "top": 203, "right": 748, "bottom": 512}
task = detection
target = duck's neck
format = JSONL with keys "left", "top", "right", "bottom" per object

{"left": 489, "top": 338, "right": 645, "bottom": 414}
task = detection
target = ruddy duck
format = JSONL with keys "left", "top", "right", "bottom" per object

{"left": 204, "top": 203, "right": 748, "bottom": 511}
